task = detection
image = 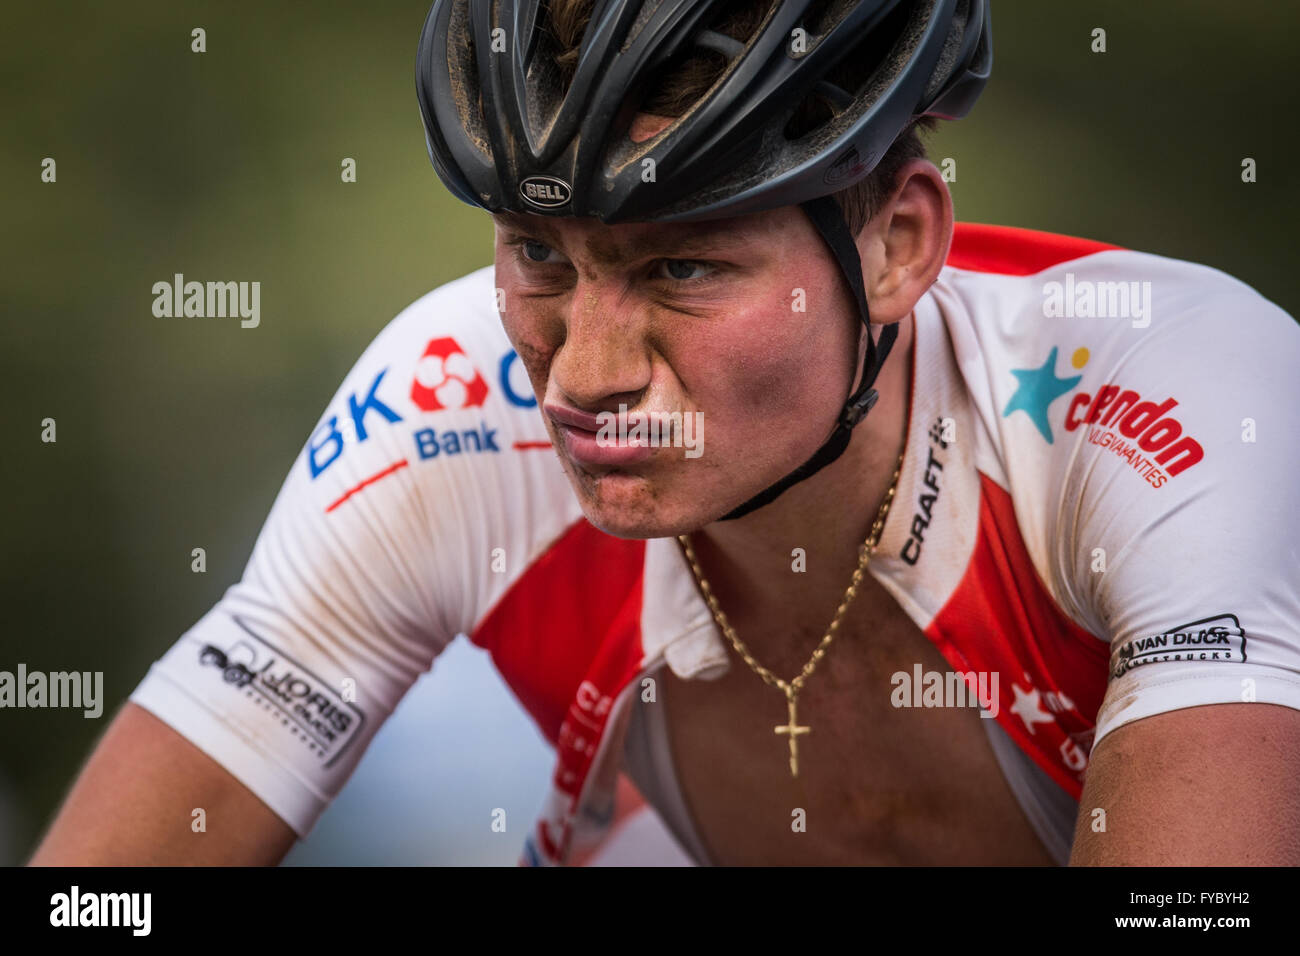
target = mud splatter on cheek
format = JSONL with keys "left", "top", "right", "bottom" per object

{"left": 510, "top": 337, "right": 556, "bottom": 395}
{"left": 492, "top": 277, "right": 557, "bottom": 388}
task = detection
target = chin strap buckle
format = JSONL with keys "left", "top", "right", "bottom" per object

{"left": 839, "top": 388, "right": 878, "bottom": 429}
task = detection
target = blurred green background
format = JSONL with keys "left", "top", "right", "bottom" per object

{"left": 1, "top": 1, "right": 1295, "bottom": 864}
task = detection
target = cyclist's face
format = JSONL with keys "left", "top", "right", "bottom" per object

{"left": 492, "top": 203, "right": 861, "bottom": 538}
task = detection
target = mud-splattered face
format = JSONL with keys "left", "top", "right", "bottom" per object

{"left": 491, "top": 202, "right": 860, "bottom": 539}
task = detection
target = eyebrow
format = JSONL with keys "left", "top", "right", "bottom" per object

{"left": 492, "top": 212, "right": 751, "bottom": 263}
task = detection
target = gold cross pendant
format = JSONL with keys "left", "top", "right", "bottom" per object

{"left": 773, "top": 694, "right": 811, "bottom": 778}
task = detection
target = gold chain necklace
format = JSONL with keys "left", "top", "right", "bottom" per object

{"left": 676, "top": 454, "right": 904, "bottom": 778}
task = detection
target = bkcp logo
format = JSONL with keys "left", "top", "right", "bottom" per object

{"left": 411, "top": 336, "right": 489, "bottom": 411}
{"left": 519, "top": 175, "right": 572, "bottom": 209}
{"left": 306, "top": 343, "right": 539, "bottom": 485}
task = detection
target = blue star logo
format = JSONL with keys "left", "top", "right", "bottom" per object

{"left": 1002, "top": 347, "right": 1082, "bottom": 444}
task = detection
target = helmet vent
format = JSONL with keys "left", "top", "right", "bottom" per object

{"left": 801, "top": 0, "right": 856, "bottom": 40}
{"left": 522, "top": 4, "right": 571, "bottom": 145}
{"left": 636, "top": 3, "right": 773, "bottom": 120}
{"left": 783, "top": 0, "right": 918, "bottom": 141}
{"left": 446, "top": 0, "right": 491, "bottom": 156}
{"left": 922, "top": 0, "right": 973, "bottom": 107}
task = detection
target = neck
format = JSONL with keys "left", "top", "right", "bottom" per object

{"left": 690, "top": 313, "right": 914, "bottom": 636}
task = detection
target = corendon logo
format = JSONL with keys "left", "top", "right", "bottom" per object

{"left": 1064, "top": 383, "right": 1204, "bottom": 487}
{"left": 411, "top": 337, "right": 489, "bottom": 411}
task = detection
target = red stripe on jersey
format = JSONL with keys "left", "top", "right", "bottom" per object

{"left": 470, "top": 519, "right": 646, "bottom": 746}
{"left": 324, "top": 459, "right": 410, "bottom": 513}
{"left": 925, "top": 474, "right": 1110, "bottom": 799}
{"left": 947, "top": 222, "right": 1122, "bottom": 276}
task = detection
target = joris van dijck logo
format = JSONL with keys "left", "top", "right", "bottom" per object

{"left": 197, "top": 617, "right": 364, "bottom": 766}
{"left": 1003, "top": 346, "right": 1204, "bottom": 487}
{"left": 1111, "top": 614, "right": 1245, "bottom": 678}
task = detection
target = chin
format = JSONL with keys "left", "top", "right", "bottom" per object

{"left": 564, "top": 465, "right": 716, "bottom": 539}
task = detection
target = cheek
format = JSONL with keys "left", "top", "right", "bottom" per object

{"left": 681, "top": 282, "right": 855, "bottom": 428}
{"left": 494, "top": 266, "right": 557, "bottom": 394}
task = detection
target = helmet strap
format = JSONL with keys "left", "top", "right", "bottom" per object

{"left": 717, "top": 194, "right": 897, "bottom": 521}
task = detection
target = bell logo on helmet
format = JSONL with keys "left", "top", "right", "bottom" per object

{"left": 519, "top": 175, "right": 572, "bottom": 209}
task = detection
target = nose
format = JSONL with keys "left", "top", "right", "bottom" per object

{"left": 548, "top": 281, "right": 653, "bottom": 413}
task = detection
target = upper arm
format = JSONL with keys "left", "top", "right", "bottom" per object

{"left": 30, "top": 702, "right": 297, "bottom": 866}
{"left": 1070, "top": 702, "right": 1300, "bottom": 865}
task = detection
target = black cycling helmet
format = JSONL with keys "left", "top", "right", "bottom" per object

{"left": 416, "top": 0, "right": 991, "bottom": 519}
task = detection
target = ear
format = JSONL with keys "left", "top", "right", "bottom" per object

{"left": 856, "top": 158, "right": 953, "bottom": 325}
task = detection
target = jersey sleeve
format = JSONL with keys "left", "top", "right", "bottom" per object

{"left": 128, "top": 267, "right": 572, "bottom": 837}
{"left": 1042, "top": 255, "right": 1300, "bottom": 748}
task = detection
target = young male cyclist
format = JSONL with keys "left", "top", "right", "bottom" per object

{"left": 33, "top": 0, "right": 1300, "bottom": 866}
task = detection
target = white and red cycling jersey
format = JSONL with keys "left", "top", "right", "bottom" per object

{"left": 130, "top": 223, "right": 1300, "bottom": 866}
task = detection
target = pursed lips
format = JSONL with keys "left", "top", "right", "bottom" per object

{"left": 543, "top": 402, "right": 657, "bottom": 467}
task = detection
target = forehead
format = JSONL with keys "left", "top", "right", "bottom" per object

{"left": 490, "top": 208, "right": 787, "bottom": 262}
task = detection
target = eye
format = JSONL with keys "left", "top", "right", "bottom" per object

{"left": 519, "top": 239, "right": 565, "bottom": 264}
{"left": 656, "top": 259, "right": 714, "bottom": 281}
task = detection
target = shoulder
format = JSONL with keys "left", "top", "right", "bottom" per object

{"left": 125, "top": 267, "right": 589, "bottom": 839}
{"left": 925, "top": 220, "right": 1300, "bottom": 616}
{"left": 910, "top": 225, "right": 1300, "bottom": 774}
{"left": 333, "top": 264, "right": 507, "bottom": 394}
{"left": 268, "top": 265, "right": 582, "bottom": 633}
{"left": 941, "top": 221, "right": 1297, "bottom": 356}
{"left": 933, "top": 224, "right": 1300, "bottom": 727}
{"left": 933, "top": 222, "right": 1299, "bottom": 482}
{"left": 300, "top": 264, "right": 558, "bottom": 493}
